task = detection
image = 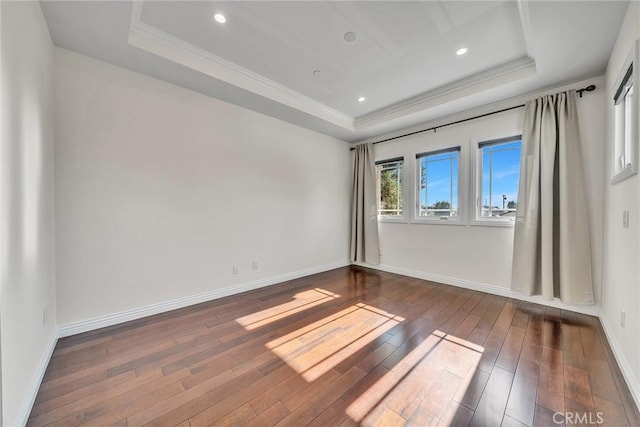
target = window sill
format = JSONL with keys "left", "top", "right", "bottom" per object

{"left": 470, "top": 219, "right": 516, "bottom": 228}
{"left": 411, "top": 217, "right": 466, "bottom": 226}
{"left": 611, "top": 165, "right": 637, "bottom": 184}
{"left": 378, "top": 216, "right": 408, "bottom": 224}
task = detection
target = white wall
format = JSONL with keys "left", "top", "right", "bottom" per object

{"left": 54, "top": 48, "right": 351, "bottom": 327}
{"left": 371, "top": 76, "right": 605, "bottom": 311}
{"left": 601, "top": 0, "right": 640, "bottom": 405}
{"left": 0, "top": 2, "right": 58, "bottom": 426}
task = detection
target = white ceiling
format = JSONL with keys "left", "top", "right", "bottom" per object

{"left": 40, "top": 1, "right": 628, "bottom": 142}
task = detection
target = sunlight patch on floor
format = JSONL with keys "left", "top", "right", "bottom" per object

{"left": 235, "top": 288, "right": 340, "bottom": 330}
{"left": 266, "top": 303, "right": 405, "bottom": 381}
{"left": 346, "top": 330, "right": 484, "bottom": 426}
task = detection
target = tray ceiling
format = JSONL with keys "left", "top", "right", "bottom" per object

{"left": 41, "top": 1, "right": 628, "bottom": 142}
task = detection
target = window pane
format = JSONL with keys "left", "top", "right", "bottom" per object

{"left": 615, "top": 100, "right": 627, "bottom": 171}
{"left": 624, "top": 84, "right": 634, "bottom": 169}
{"left": 376, "top": 160, "right": 403, "bottom": 216}
{"left": 418, "top": 149, "right": 458, "bottom": 217}
{"left": 480, "top": 140, "right": 521, "bottom": 219}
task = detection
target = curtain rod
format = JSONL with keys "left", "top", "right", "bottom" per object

{"left": 352, "top": 84, "right": 596, "bottom": 149}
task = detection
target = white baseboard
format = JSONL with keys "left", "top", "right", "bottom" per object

{"left": 15, "top": 261, "right": 349, "bottom": 425}
{"left": 58, "top": 260, "right": 350, "bottom": 338}
{"left": 599, "top": 313, "right": 640, "bottom": 412}
{"left": 353, "top": 262, "right": 601, "bottom": 317}
{"left": 15, "top": 330, "right": 58, "bottom": 427}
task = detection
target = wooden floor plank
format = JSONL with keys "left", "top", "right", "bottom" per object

{"left": 245, "top": 401, "right": 291, "bottom": 427}
{"left": 187, "top": 364, "right": 294, "bottom": 426}
{"left": 505, "top": 357, "right": 540, "bottom": 426}
{"left": 74, "top": 373, "right": 188, "bottom": 426}
{"left": 564, "top": 364, "right": 595, "bottom": 409}
{"left": 457, "top": 367, "right": 490, "bottom": 411}
{"left": 495, "top": 325, "right": 526, "bottom": 372}
{"left": 537, "top": 346, "right": 565, "bottom": 414}
{"left": 27, "top": 266, "right": 640, "bottom": 426}
{"left": 274, "top": 367, "right": 367, "bottom": 427}
{"left": 469, "top": 366, "right": 515, "bottom": 427}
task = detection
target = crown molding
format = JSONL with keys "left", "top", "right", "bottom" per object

{"left": 354, "top": 75, "right": 603, "bottom": 145}
{"left": 354, "top": 56, "right": 537, "bottom": 130}
{"left": 128, "top": 1, "right": 538, "bottom": 136}
{"left": 128, "top": 1, "right": 354, "bottom": 131}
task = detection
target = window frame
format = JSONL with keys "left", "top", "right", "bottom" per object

{"left": 471, "top": 134, "right": 523, "bottom": 227}
{"left": 412, "top": 145, "right": 465, "bottom": 226}
{"left": 375, "top": 156, "right": 407, "bottom": 223}
{"left": 611, "top": 40, "right": 639, "bottom": 184}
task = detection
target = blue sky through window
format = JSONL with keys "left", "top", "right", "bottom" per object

{"left": 480, "top": 140, "right": 521, "bottom": 210}
{"left": 419, "top": 150, "right": 459, "bottom": 214}
{"left": 418, "top": 140, "right": 522, "bottom": 216}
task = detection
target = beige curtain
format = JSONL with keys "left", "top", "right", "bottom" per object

{"left": 512, "top": 90, "right": 594, "bottom": 304}
{"left": 350, "top": 143, "right": 380, "bottom": 264}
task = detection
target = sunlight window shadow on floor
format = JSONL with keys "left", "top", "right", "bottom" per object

{"left": 234, "top": 290, "right": 483, "bottom": 424}
{"left": 235, "top": 288, "right": 340, "bottom": 330}
{"left": 263, "top": 303, "right": 404, "bottom": 382}
{"left": 346, "top": 330, "right": 484, "bottom": 425}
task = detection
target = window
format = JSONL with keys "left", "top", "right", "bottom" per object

{"left": 474, "top": 136, "right": 522, "bottom": 225}
{"left": 375, "top": 158, "right": 403, "bottom": 218}
{"left": 612, "top": 40, "right": 638, "bottom": 183}
{"left": 416, "top": 147, "right": 460, "bottom": 221}
{"left": 614, "top": 66, "right": 633, "bottom": 173}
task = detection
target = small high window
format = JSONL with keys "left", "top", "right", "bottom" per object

{"left": 612, "top": 41, "right": 639, "bottom": 183}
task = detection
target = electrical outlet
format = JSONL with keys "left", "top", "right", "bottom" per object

{"left": 620, "top": 310, "right": 626, "bottom": 327}
{"left": 252, "top": 260, "right": 259, "bottom": 270}
{"left": 623, "top": 210, "right": 630, "bottom": 228}
{"left": 232, "top": 266, "right": 240, "bottom": 275}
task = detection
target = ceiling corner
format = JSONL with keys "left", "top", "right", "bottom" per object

{"left": 517, "top": 0, "right": 536, "bottom": 60}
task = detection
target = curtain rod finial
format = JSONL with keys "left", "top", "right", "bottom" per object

{"left": 577, "top": 84, "right": 596, "bottom": 98}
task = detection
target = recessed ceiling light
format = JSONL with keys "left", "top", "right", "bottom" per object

{"left": 344, "top": 32, "right": 357, "bottom": 43}
{"left": 358, "top": 96, "right": 366, "bottom": 102}
{"left": 214, "top": 13, "right": 226, "bottom": 24}
{"left": 456, "top": 47, "right": 468, "bottom": 56}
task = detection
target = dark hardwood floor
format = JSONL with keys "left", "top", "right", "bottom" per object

{"left": 28, "top": 266, "right": 640, "bottom": 426}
